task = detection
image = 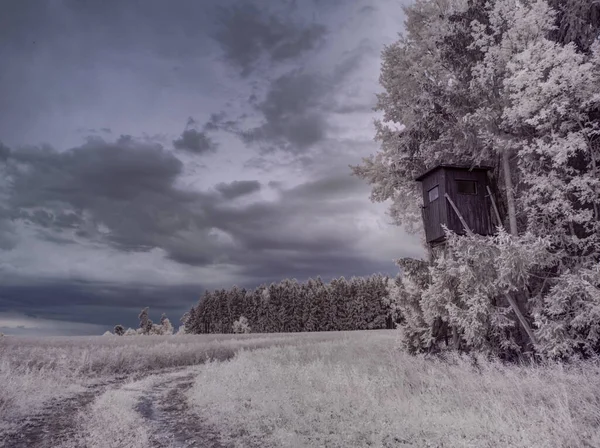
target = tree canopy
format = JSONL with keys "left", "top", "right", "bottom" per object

{"left": 353, "top": 0, "right": 600, "bottom": 361}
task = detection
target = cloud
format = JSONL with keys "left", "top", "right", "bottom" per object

{"left": 239, "top": 36, "right": 376, "bottom": 154}
{"left": 0, "top": 311, "right": 106, "bottom": 336}
{"left": 0, "top": 281, "right": 204, "bottom": 333}
{"left": 215, "top": 3, "right": 327, "bottom": 76}
{"left": 241, "top": 70, "right": 328, "bottom": 152}
{"left": 4, "top": 137, "right": 204, "bottom": 251}
{"left": 1, "top": 136, "right": 420, "bottom": 281}
{"left": 215, "top": 180, "right": 261, "bottom": 199}
{"left": 173, "top": 129, "right": 218, "bottom": 154}
{"left": 284, "top": 173, "right": 368, "bottom": 201}
{"left": 0, "top": 142, "right": 10, "bottom": 161}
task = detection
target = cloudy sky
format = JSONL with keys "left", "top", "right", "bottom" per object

{"left": 0, "top": 0, "right": 422, "bottom": 336}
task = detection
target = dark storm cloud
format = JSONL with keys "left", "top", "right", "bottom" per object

{"left": 4, "top": 137, "right": 205, "bottom": 251}
{"left": 1, "top": 0, "right": 215, "bottom": 62}
{"left": 0, "top": 280, "right": 204, "bottom": 331}
{"left": 161, "top": 173, "right": 384, "bottom": 278}
{"left": 241, "top": 38, "right": 376, "bottom": 153}
{"left": 0, "top": 145, "right": 10, "bottom": 162}
{"left": 284, "top": 173, "right": 368, "bottom": 201}
{"left": 1, "top": 139, "right": 393, "bottom": 283}
{"left": 215, "top": 3, "right": 327, "bottom": 76}
{"left": 0, "top": 218, "right": 17, "bottom": 251}
{"left": 203, "top": 113, "right": 227, "bottom": 131}
{"left": 242, "top": 70, "right": 328, "bottom": 152}
{"left": 215, "top": 180, "right": 262, "bottom": 199}
{"left": 202, "top": 112, "right": 241, "bottom": 134}
{"left": 173, "top": 129, "right": 218, "bottom": 154}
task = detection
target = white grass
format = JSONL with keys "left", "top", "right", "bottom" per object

{"left": 187, "top": 331, "right": 600, "bottom": 448}
{"left": 64, "top": 376, "right": 157, "bottom": 448}
{"left": 5, "top": 330, "right": 600, "bottom": 447}
{"left": 0, "top": 331, "right": 352, "bottom": 427}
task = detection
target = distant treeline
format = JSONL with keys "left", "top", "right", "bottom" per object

{"left": 183, "top": 275, "right": 398, "bottom": 334}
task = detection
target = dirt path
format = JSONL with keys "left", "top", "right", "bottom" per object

{"left": 135, "top": 371, "right": 231, "bottom": 448}
{"left": 1, "top": 375, "right": 128, "bottom": 448}
{"left": 0, "top": 367, "right": 205, "bottom": 448}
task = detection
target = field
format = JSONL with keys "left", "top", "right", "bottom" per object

{"left": 1, "top": 330, "right": 600, "bottom": 447}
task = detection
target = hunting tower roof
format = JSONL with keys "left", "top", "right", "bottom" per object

{"left": 414, "top": 164, "right": 493, "bottom": 182}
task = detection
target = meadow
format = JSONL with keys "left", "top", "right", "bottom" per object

{"left": 0, "top": 331, "right": 342, "bottom": 433}
{"left": 2, "top": 330, "right": 600, "bottom": 447}
{"left": 187, "top": 333, "right": 600, "bottom": 448}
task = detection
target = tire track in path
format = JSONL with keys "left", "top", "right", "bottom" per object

{"left": 1, "top": 375, "right": 127, "bottom": 448}
{"left": 135, "top": 370, "right": 231, "bottom": 448}
{"left": 1, "top": 367, "right": 185, "bottom": 448}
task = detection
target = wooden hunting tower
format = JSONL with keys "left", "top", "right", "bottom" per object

{"left": 415, "top": 164, "right": 493, "bottom": 245}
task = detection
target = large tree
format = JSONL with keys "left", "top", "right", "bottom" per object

{"left": 354, "top": 0, "right": 600, "bottom": 360}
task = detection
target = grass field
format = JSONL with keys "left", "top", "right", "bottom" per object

{"left": 187, "top": 332, "right": 600, "bottom": 448}
{"left": 0, "top": 331, "right": 343, "bottom": 429}
{"left": 2, "top": 330, "right": 600, "bottom": 447}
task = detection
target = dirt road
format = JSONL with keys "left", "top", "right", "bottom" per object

{"left": 1, "top": 368, "right": 229, "bottom": 448}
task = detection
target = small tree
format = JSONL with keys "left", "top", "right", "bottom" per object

{"left": 114, "top": 325, "right": 125, "bottom": 336}
{"left": 160, "top": 313, "right": 174, "bottom": 335}
{"left": 233, "top": 316, "right": 251, "bottom": 334}
{"left": 138, "top": 307, "right": 153, "bottom": 335}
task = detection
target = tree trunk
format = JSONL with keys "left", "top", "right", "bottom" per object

{"left": 452, "top": 326, "right": 460, "bottom": 351}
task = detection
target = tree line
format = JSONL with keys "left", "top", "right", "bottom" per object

{"left": 182, "top": 275, "right": 398, "bottom": 334}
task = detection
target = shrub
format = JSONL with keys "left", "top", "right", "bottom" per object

{"left": 233, "top": 316, "right": 251, "bottom": 334}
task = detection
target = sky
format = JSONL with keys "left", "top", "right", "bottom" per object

{"left": 0, "top": 0, "right": 422, "bottom": 336}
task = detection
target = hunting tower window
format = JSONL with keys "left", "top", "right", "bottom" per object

{"left": 456, "top": 180, "right": 477, "bottom": 195}
{"left": 428, "top": 185, "right": 439, "bottom": 202}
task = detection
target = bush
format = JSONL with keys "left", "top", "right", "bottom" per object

{"left": 233, "top": 316, "right": 251, "bottom": 334}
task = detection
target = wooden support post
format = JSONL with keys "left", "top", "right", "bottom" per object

{"left": 444, "top": 193, "right": 538, "bottom": 347}
{"left": 502, "top": 293, "right": 538, "bottom": 346}
{"left": 486, "top": 185, "right": 504, "bottom": 230}
{"left": 445, "top": 194, "right": 473, "bottom": 236}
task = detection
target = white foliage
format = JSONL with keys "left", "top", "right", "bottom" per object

{"left": 358, "top": 0, "right": 600, "bottom": 360}
{"left": 233, "top": 316, "right": 251, "bottom": 334}
{"left": 423, "top": 229, "right": 555, "bottom": 355}
{"left": 161, "top": 317, "right": 174, "bottom": 336}
{"left": 534, "top": 264, "right": 600, "bottom": 359}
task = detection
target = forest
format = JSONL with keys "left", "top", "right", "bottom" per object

{"left": 182, "top": 275, "right": 396, "bottom": 334}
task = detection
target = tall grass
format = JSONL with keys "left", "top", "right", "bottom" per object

{"left": 0, "top": 331, "right": 351, "bottom": 428}
{"left": 187, "top": 332, "right": 600, "bottom": 448}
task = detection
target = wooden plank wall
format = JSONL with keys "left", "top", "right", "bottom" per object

{"left": 421, "top": 169, "right": 447, "bottom": 243}
{"left": 444, "top": 169, "right": 492, "bottom": 236}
